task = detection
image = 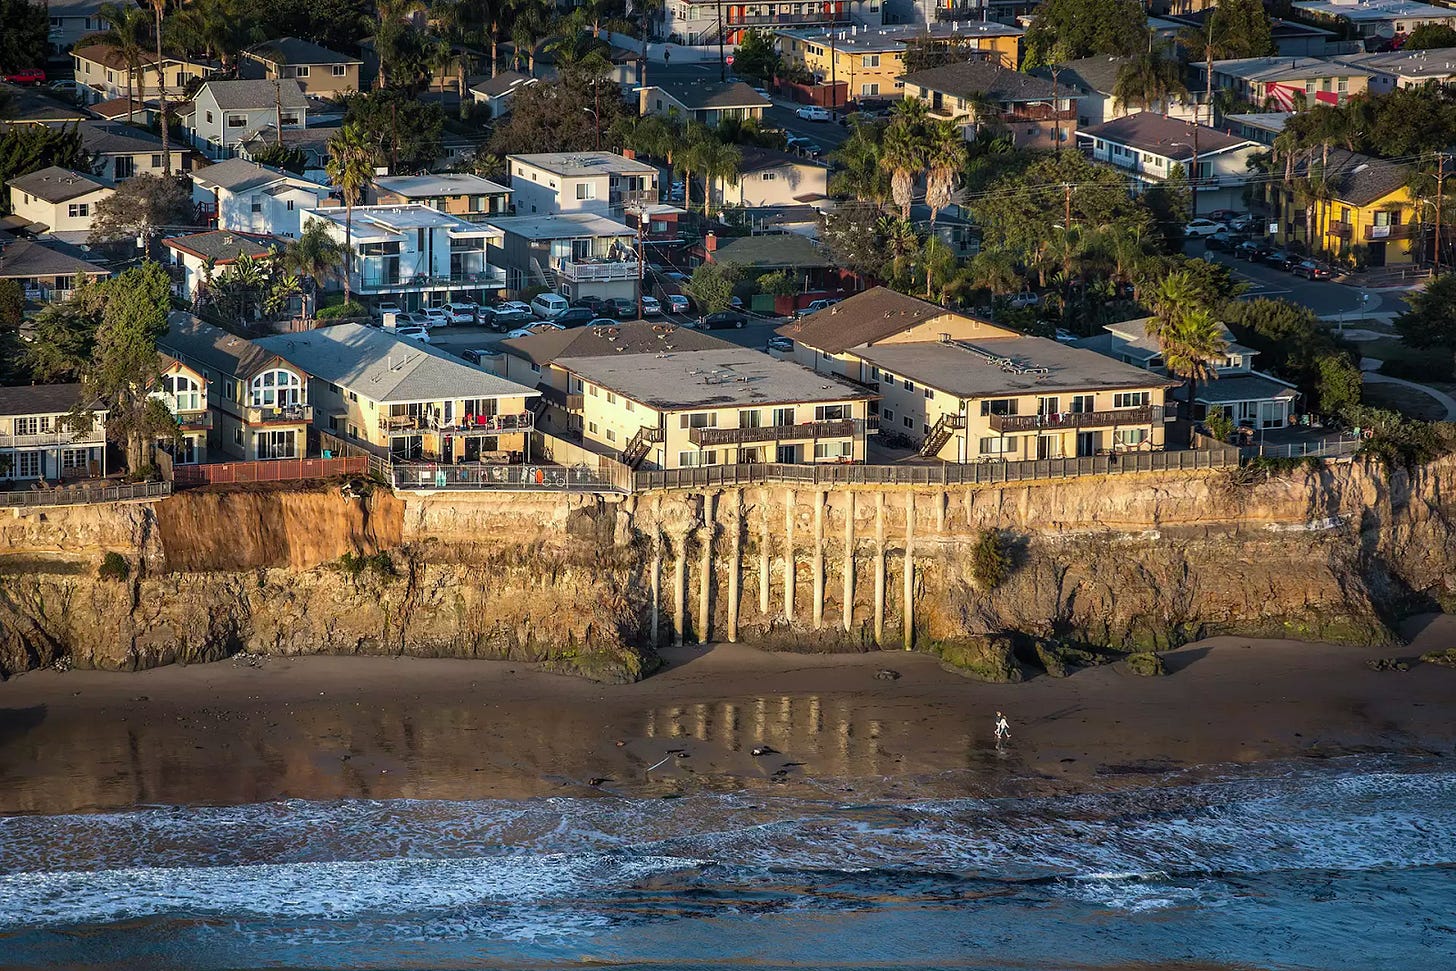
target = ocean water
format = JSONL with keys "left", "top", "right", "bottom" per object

{"left": 0, "top": 758, "right": 1451, "bottom": 970}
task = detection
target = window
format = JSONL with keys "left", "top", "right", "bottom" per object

{"left": 61, "top": 448, "right": 89, "bottom": 471}
{"left": 114, "top": 156, "right": 135, "bottom": 179}
{"left": 588, "top": 421, "right": 599, "bottom": 434}
{"left": 882, "top": 409, "right": 893, "bottom": 422}
{"left": 679, "top": 412, "right": 717, "bottom": 428}
{"left": 14, "top": 451, "right": 41, "bottom": 478}
{"left": 860, "top": 83, "right": 879, "bottom": 97}
{"left": 903, "top": 380, "right": 915, "bottom": 393}
{"left": 227, "top": 114, "right": 247, "bottom": 128}
{"left": 206, "top": 110, "right": 214, "bottom": 124}
{"left": 814, "top": 441, "right": 852, "bottom": 459}
{"left": 575, "top": 182, "right": 597, "bottom": 200}
{"left": 677, "top": 450, "right": 719, "bottom": 467}
{"left": 13, "top": 417, "right": 42, "bottom": 436}
{"left": 68, "top": 203, "right": 89, "bottom": 218}
{"left": 280, "top": 112, "right": 300, "bottom": 126}
{"left": 249, "top": 369, "right": 304, "bottom": 408}
{"left": 1114, "top": 427, "right": 1148, "bottom": 447}
{"left": 332, "top": 65, "right": 347, "bottom": 77}
{"left": 762, "top": 172, "right": 777, "bottom": 180}
{"left": 254, "top": 429, "right": 297, "bottom": 459}
{"left": 739, "top": 408, "right": 762, "bottom": 428}
{"left": 1069, "top": 394, "right": 1094, "bottom": 413}
{"left": 150, "top": 154, "right": 161, "bottom": 167}
{"left": 979, "top": 437, "right": 1012, "bottom": 455}
{"left": 293, "top": 65, "right": 309, "bottom": 77}
{"left": 1113, "top": 391, "right": 1150, "bottom": 408}
{"left": 861, "top": 54, "right": 879, "bottom": 67}
{"left": 251, "top": 195, "right": 263, "bottom": 213}
{"left": 606, "top": 429, "right": 616, "bottom": 442}
{"left": 979, "top": 398, "right": 1018, "bottom": 416}
{"left": 605, "top": 391, "right": 617, "bottom": 405}
{"left": 287, "top": 200, "right": 294, "bottom": 210}
{"left": 771, "top": 406, "right": 795, "bottom": 425}
{"left": 814, "top": 404, "right": 848, "bottom": 421}
{"left": 923, "top": 387, "right": 933, "bottom": 399}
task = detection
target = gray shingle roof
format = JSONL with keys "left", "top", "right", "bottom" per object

{"left": 163, "top": 230, "right": 282, "bottom": 262}
{"left": 0, "top": 383, "right": 90, "bottom": 417}
{"left": 1032, "top": 55, "right": 1127, "bottom": 96}
{"left": 1081, "top": 114, "right": 1254, "bottom": 159}
{"left": 0, "top": 240, "right": 108, "bottom": 279}
{"left": 900, "top": 62, "right": 1062, "bottom": 103}
{"left": 708, "top": 234, "right": 829, "bottom": 269}
{"left": 190, "top": 158, "right": 313, "bottom": 194}
{"left": 737, "top": 145, "right": 827, "bottom": 174}
{"left": 254, "top": 323, "right": 539, "bottom": 403}
{"left": 158, "top": 312, "right": 286, "bottom": 379}
{"left": 1291, "top": 148, "right": 1411, "bottom": 208}
{"left": 7, "top": 167, "right": 110, "bottom": 204}
{"left": 200, "top": 78, "right": 308, "bottom": 110}
{"left": 1195, "top": 373, "right": 1299, "bottom": 404}
{"left": 503, "top": 320, "right": 736, "bottom": 367}
{"left": 470, "top": 70, "right": 535, "bottom": 98}
{"left": 644, "top": 79, "right": 772, "bottom": 110}
{"left": 79, "top": 121, "right": 167, "bottom": 156}
{"left": 247, "top": 37, "right": 360, "bottom": 66}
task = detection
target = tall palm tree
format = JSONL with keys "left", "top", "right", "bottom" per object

{"left": 165, "top": 0, "right": 261, "bottom": 75}
{"left": 325, "top": 123, "right": 375, "bottom": 308}
{"left": 882, "top": 116, "right": 927, "bottom": 221}
{"left": 828, "top": 115, "right": 890, "bottom": 207}
{"left": 375, "top": 0, "right": 428, "bottom": 89}
{"left": 506, "top": 0, "right": 551, "bottom": 75}
{"left": 145, "top": 0, "right": 172, "bottom": 174}
{"left": 696, "top": 140, "right": 742, "bottom": 215}
{"left": 284, "top": 221, "right": 348, "bottom": 315}
{"left": 1111, "top": 50, "right": 1189, "bottom": 114}
{"left": 1147, "top": 268, "right": 1201, "bottom": 342}
{"left": 969, "top": 248, "right": 1021, "bottom": 298}
{"left": 1161, "top": 308, "right": 1228, "bottom": 423}
{"left": 99, "top": 2, "right": 151, "bottom": 121}
{"left": 923, "top": 119, "right": 967, "bottom": 230}
{"left": 877, "top": 215, "right": 919, "bottom": 285}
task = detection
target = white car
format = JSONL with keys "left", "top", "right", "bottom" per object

{"left": 530, "top": 292, "right": 570, "bottom": 319}
{"left": 1008, "top": 291, "right": 1040, "bottom": 309}
{"left": 640, "top": 295, "right": 662, "bottom": 316}
{"left": 505, "top": 322, "right": 566, "bottom": 338}
{"left": 795, "top": 105, "right": 831, "bottom": 121}
{"left": 441, "top": 301, "right": 479, "bottom": 324}
{"left": 393, "top": 326, "right": 432, "bottom": 343}
{"left": 795, "top": 297, "right": 839, "bottom": 318}
{"left": 49, "top": 80, "right": 83, "bottom": 96}
{"left": 419, "top": 306, "right": 450, "bottom": 327}
{"left": 374, "top": 301, "right": 403, "bottom": 320}
{"left": 1184, "top": 218, "right": 1228, "bottom": 238}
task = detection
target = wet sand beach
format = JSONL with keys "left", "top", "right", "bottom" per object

{"left": 1, "top": 617, "right": 1454, "bottom": 816}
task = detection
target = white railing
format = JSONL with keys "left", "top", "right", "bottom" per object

{"left": 557, "top": 259, "right": 639, "bottom": 282}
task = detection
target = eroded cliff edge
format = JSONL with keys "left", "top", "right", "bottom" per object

{"left": 1, "top": 457, "right": 1453, "bottom": 681}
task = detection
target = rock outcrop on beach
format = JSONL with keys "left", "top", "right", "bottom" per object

{"left": 0, "top": 456, "right": 1453, "bottom": 681}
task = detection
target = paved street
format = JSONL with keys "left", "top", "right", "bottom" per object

{"left": 1188, "top": 241, "right": 1407, "bottom": 322}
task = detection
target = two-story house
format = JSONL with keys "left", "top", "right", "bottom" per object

{"left": 636, "top": 79, "right": 772, "bottom": 127}
{"left": 500, "top": 321, "right": 877, "bottom": 469}
{"left": 1031, "top": 55, "right": 1206, "bottom": 128}
{"left": 0, "top": 239, "right": 111, "bottom": 304}
{"left": 163, "top": 230, "right": 285, "bottom": 302}
{"left": 71, "top": 43, "right": 218, "bottom": 105}
{"left": 190, "top": 157, "right": 332, "bottom": 237}
{"left": 366, "top": 174, "right": 513, "bottom": 219}
{"left": 1269, "top": 148, "right": 1417, "bottom": 266}
{"left": 711, "top": 146, "right": 829, "bottom": 211}
{"left": 468, "top": 71, "right": 537, "bottom": 119}
{"left": 900, "top": 62, "right": 1079, "bottom": 150}
{"left": 79, "top": 121, "right": 187, "bottom": 181}
{"left": 253, "top": 322, "right": 539, "bottom": 464}
{"left": 0, "top": 384, "right": 108, "bottom": 482}
{"left": 1329, "top": 46, "right": 1456, "bottom": 93}
{"left": 485, "top": 212, "right": 639, "bottom": 304}
{"left": 157, "top": 311, "right": 313, "bottom": 460}
{"left": 1081, "top": 113, "right": 1261, "bottom": 216}
{"left": 1291, "top": 0, "right": 1456, "bottom": 44}
{"left": 240, "top": 37, "right": 364, "bottom": 97}
{"left": 506, "top": 151, "right": 661, "bottom": 217}
{"left": 185, "top": 79, "right": 309, "bottom": 158}
{"left": 154, "top": 354, "right": 213, "bottom": 465}
{"left": 6, "top": 166, "right": 114, "bottom": 237}
{"left": 301, "top": 204, "right": 507, "bottom": 311}
{"left": 1194, "top": 56, "right": 1374, "bottom": 110}
{"left": 47, "top": 0, "right": 111, "bottom": 55}
{"left": 777, "top": 287, "right": 1177, "bottom": 461}
{"left": 1079, "top": 317, "right": 1299, "bottom": 430}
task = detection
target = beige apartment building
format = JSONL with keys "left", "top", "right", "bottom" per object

{"left": 500, "top": 322, "right": 876, "bottom": 469}
{"left": 778, "top": 288, "right": 1176, "bottom": 461}
{"left": 241, "top": 37, "right": 364, "bottom": 97}
{"left": 254, "top": 323, "right": 539, "bottom": 463}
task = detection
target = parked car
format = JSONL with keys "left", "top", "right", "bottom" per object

{"left": 1008, "top": 290, "right": 1040, "bottom": 309}
{"left": 2, "top": 68, "right": 45, "bottom": 85}
{"left": 373, "top": 301, "right": 403, "bottom": 320}
{"left": 490, "top": 300, "right": 534, "bottom": 327}
{"left": 419, "top": 306, "right": 450, "bottom": 327}
{"left": 1230, "top": 213, "right": 1259, "bottom": 233}
{"left": 1206, "top": 231, "right": 1237, "bottom": 252}
{"left": 555, "top": 307, "right": 596, "bottom": 328}
{"left": 1206, "top": 209, "right": 1239, "bottom": 224}
{"left": 796, "top": 298, "right": 840, "bottom": 318}
{"left": 640, "top": 295, "right": 662, "bottom": 316}
{"left": 767, "top": 336, "right": 793, "bottom": 352}
{"left": 1292, "top": 259, "right": 1336, "bottom": 280}
{"left": 571, "top": 295, "right": 608, "bottom": 315}
{"left": 665, "top": 293, "right": 691, "bottom": 314}
{"left": 669, "top": 180, "right": 685, "bottom": 201}
{"left": 530, "top": 292, "right": 570, "bottom": 319}
{"left": 389, "top": 311, "right": 430, "bottom": 329}
{"left": 1184, "top": 218, "right": 1228, "bottom": 238}
{"left": 698, "top": 310, "right": 747, "bottom": 329}
{"left": 462, "top": 348, "right": 500, "bottom": 365}
{"left": 505, "top": 322, "right": 565, "bottom": 338}
{"left": 604, "top": 296, "right": 637, "bottom": 319}
{"left": 753, "top": 87, "right": 772, "bottom": 100}
{"left": 795, "top": 105, "right": 831, "bottom": 121}
{"left": 1235, "top": 240, "right": 1270, "bottom": 262}
{"left": 441, "top": 301, "right": 479, "bottom": 324}
{"left": 1054, "top": 329, "right": 1079, "bottom": 345}
{"left": 48, "top": 80, "right": 82, "bottom": 96}
{"left": 393, "top": 326, "right": 431, "bottom": 343}
{"left": 586, "top": 317, "right": 620, "bottom": 328}
{"left": 1263, "top": 249, "right": 1298, "bottom": 271}
{"left": 729, "top": 295, "right": 744, "bottom": 310}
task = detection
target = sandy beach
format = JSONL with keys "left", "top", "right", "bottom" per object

{"left": 1, "top": 616, "right": 1453, "bottom": 816}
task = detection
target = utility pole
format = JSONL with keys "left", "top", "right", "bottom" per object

{"left": 717, "top": 0, "right": 726, "bottom": 82}
{"left": 1064, "top": 182, "right": 1072, "bottom": 229}
{"left": 1188, "top": 122, "right": 1200, "bottom": 219}
{"left": 634, "top": 206, "right": 647, "bottom": 319}
{"left": 1435, "top": 151, "right": 1447, "bottom": 272}
{"left": 273, "top": 79, "right": 284, "bottom": 147}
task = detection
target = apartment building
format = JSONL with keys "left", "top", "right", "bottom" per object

{"left": 1081, "top": 113, "right": 1261, "bottom": 216}
{"left": 301, "top": 204, "right": 507, "bottom": 310}
{"left": 713, "top": 147, "right": 829, "bottom": 209}
{"left": 506, "top": 151, "right": 661, "bottom": 217}
{"left": 186, "top": 79, "right": 309, "bottom": 158}
{"left": 1268, "top": 149, "right": 1417, "bottom": 265}
{"left": 1292, "top": 0, "right": 1456, "bottom": 41}
{"left": 0, "top": 384, "right": 108, "bottom": 481}
{"left": 1330, "top": 46, "right": 1456, "bottom": 92}
{"left": 485, "top": 212, "right": 640, "bottom": 303}
{"left": 778, "top": 287, "right": 1174, "bottom": 461}
{"left": 241, "top": 37, "right": 364, "bottom": 97}
{"left": 1194, "top": 56, "right": 1374, "bottom": 109}
{"left": 191, "top": 158, "right": 332, "bottom": 237}
{"left": 657, "top": 0, "right": 881, "bottom": 46}
{"left": 6, "top": 167, "right": 113, "bottom": 236}
{"left": 367, "top": 174, "right": 513, "bottom": 219}
{"left": 253, "top": 323, "right": 539, "bottom": 463}
{"left": 900, "top": 62, "right": 1078, "bottom": 150}
{"left": 71, "top": 43, "right": 218, "bottom": 105}
{"left": 501, "top": 321, "right": 875, "bottom": 469}
{"left": 157, "top": 312, "right": 312, "bottom": 460}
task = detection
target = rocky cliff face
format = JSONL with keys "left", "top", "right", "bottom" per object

{"left": 0, "top": 458, "right": 1452, "bottom": 681}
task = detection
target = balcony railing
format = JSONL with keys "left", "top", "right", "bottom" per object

{"left": 357, "top": 269, "right": 507, "bottom": 292}
{"left": 999, "top": 107, "right": 1077, "bottom": 123}
{"left": 1330, "top": 220, "right": 1354, "bottom": 239}
{"left": 986, "top": 405, "right": 1161, "bottom": 433}
{"left": 175, "top": 410, "right": 213, "bottom": 430}
{"left": 722, "top": 11, "right": 851, "bottom": 24}
{"left": 610, "top": 188, "right": 658, "bottom": 209}
{"left": 243, "top": 404, "right": 313, "bottom": 424}
{"left": 0, "top": 428, "right": 107, "bottom": 449}
{"left": 383, "top": 412, "right": 534, "bottom": 434}
{"left": 1366, "top": 224, "right": 1412, "bottom": 240}
{"left": 557, "top": 258, "right": 640, "bottom": 282}
{"left": 689, "top": 418, "right": 860, "bottom": 447}
{"left": 935, "top": 4, "right": 981, "bottom": 18}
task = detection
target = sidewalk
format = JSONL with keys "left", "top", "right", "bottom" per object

{"left": 1360, "top": 359, "right": 1456, "bottom": 420}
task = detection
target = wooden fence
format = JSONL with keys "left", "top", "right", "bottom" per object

{"left": 172, "top": 456, "right": 367, "bottom": 486}
{"left": 0, "top": 480, "right": 172, "bottom": 508}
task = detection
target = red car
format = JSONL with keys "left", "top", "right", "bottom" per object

{"left": 3, "top": 68, "right": 45, "bottom": 85}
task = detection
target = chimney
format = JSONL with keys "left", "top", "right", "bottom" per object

{"left": 704, "top": 231, "right": 718, "bottom": 253}
{"left": 622, "top": 147, "right": 636, "bottom": 160}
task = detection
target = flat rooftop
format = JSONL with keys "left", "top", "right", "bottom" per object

{"left": 778, "top": 21, "right": 1022, "bottom": 51}
{"left": 561, "top": 348, "right": 877, "bottom": 411}
{"left": 856, "top": 337, "right": 1176, "bottom": 400}
{"left": 1293, "top": 0, "right": 1456, "bottom": 20}
{"left": 485, "top": 212, "right": 633, "bottom": 239}
{"left": 507, "top": 151, "right": 658, "bottom": 178}
{"left": 373, "top": 173, "right": 512, "bottom": 197}
{"left": 308, "top": 204, "right": 499, "bottom": 237}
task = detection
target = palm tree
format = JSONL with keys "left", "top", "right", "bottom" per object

{"left": 284, "top": 221, "right": 348, "bottom": 315}
{"left": 98, "top": 2, "right": 151, "bottom": 121}
{"left": 1147, "top": 268, "right": 1201, "bottom": 342}
{"left": 375, "top": 0, "right": 428, "bottom": 89}
{"left": 144, "top": 0, "right": 172, "bottom": 174}
{"left": 882, "top": 114, "right": 927, "bottom": 221}
{"left": 695, "top": 140, "right": 742, "bottom": 215}
{"left": 506, "top": 0, "right": 551, "bottom": 74}
{"left": 1111, "top": 50, "right": 1189, "bottom": 114}
{"left": 828, "top": 115, "right": 891, "bottom": 207}
{"left": 165, "top": 0, "right": 261, "bottom": 75}
{"left": 969, "top": 248, "right": 1021, "bottom": 298}
{"left": 878, "top": 215, "right": 919, "bottom": 285}
{"left": 924, "top": 119, "right": 967, "bottom": 230}
{"left": 325, "top": 123, "right": 375, "bottom": 308}
{"left": 1161, "top": 308, "right": 1228, "bottom": 423}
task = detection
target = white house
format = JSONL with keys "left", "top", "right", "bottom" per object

{"left": 1080, "top": 113, "right": 1261, "bottom": 215}
{"left": 162, "top": 230, "right": 284, "bottom": 302}
{"left": 301, "top": 204, "right": 507, "bottom": 311}
{"left": 0, "top": 384, "right": 108, "bottom": 481}
{"left": 636, "top": 79, "right": 772, "bottom": 127}
{"left": 6, "top": 166, "right": 114, "bottom": 236}
{"left": 484, "top": 212, "right": 639, "bottom": 304}
{"left": 469, "top": 71, "right": 537, "bottom": 119}
{"left": 713, "top": 146, "right": 829, "bottom": 210}
{"left": 190, "top": 157, "right": 332, "bottom": 237}
{"left": 506, "top": 151, "right": 661, "bottom": 217}
{"left": 186, "top": 79, "right": 309, "bottom": 159}
{"left": 47, "top": 0, "right": 111, "bottom": 55}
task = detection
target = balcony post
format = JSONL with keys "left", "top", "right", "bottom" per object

{"left": 903, "top": 492, "right": 914, "bottom": 651}
{"left": 759, "top": 487, "right": 771, "bottom": 618}
{"left": 727, "top": 489, "right": 742, "bottom": 643}
{"left": 874, "top": 491, "right": 886, "bottom": 646}
{"left": 673, "top": 530, "right": 687, "bottom": 647}
{"left": 696, "top": 493, "right": 714, "bottom": 646}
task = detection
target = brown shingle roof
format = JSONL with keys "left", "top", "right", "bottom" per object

{"left": 774, "top": 286, "right": 963, "bottom": 354}
{"left": 502, "top": 320, "right": 736, "bottom": 367}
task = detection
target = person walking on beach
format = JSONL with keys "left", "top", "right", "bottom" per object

{"left": 994, "top": 711, "right": 1010, "bottom": 743}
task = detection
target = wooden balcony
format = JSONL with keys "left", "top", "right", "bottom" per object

{"left": 1329, "top": 220, "right": 1353, "bottom": 240}
{"left": 243, "top": 404, "right": 312, "bottom": 424}
{"left": 1366, "top": 224, "right": 1412, "bottom": 241}
{"left": 987, "top": 405, "right": 1160, "bottom": 434}
{"left": 689, "top": 419, "right": 859, "bottom": 447}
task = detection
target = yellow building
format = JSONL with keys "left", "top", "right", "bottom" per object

{"left": 776, "top": 23, "right": 1023, "bottom": 101}
{"left": 71, "top": 43, "right": 219, "bottom": 106}
{"left": 500, "top": 322, "right": 877, "bottom": 469}
{"left": 1269, "top": 148, "right": 1418, "bottom": 266}
{"left": 777, "top": 288, "right": 1176, "bottom": 461}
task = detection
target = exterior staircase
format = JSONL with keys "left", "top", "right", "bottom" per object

{"left": 919, "top": 414, "right": 967, "bottom": 458}
{"left": 620, "top": 425, "right": 664, "bottom": 469}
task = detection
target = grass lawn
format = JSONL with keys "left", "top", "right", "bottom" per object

{"left": 1363, "top": 382, "right": 1449, "bottom": 421}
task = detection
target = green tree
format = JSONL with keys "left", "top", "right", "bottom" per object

{"left": 374, "top": 0, "right": 429, "bottom": 89}
{"left": 685, "top": 260, "right": 743, "bottom": 314}
{"left": 251, "top": 0, "right": 369, "bottom": 52}
{"left": 1023, "top": 0, "right": 1146, "bottom": 68}
{"left": 732, "top": 29, "right": 780, "bottom": 84}
{"left": 164, "top": 0, "right": 263, "bottom": 74}
{"left": 284, "top": 221, "right": 349, "bottom": 315}
{"left": 325, "top": 122, "right": 374, "bottom": 307}
{"left": 1222, "top": 297, "right": 1362, "bottom": 413}
{"left": 969, "top": 248, "right": 1022, "bottom": 298}
{"left": 1112, "top": 50, "right": 1189, "bottom": 114}
{"left": 341, "top": 89, "right": 444, "bottom": 173}
{"left": 88, "top": 174, "right": 195, "bottom": 253}
{"left": 1160, "top": 307, "right": 1227, "bottom": 421}
{"left": 757, "top": 270, "right": 796, "bottom": 297}
{"left": 487, "top": 79, "right": 608, "bottom": 157}
{"left": 924, "top": 119, "right": 968, "bottom": 230}
{"left": 246, "top": 141, "right": 310, "bottom": 174}
{"left": 883, "top": 99, "right": 929, "bottom": 220}
{"left": 1395, "top": 272, "right": 1456, "bottom": 375}
{"left": 818, "top": 201, "right": 887, "bottom": 279}
{"left": 1404, "top": 23, "right": 1456, "bottom": 49}
{"left": 1315, "top": 349, "right": 1363, "bottom": 416}
{"left": 0, "top": 126, "right": 89, "bottom": 213}
{"left": 98, "top": 2, "right": 153, "bottom": 122}
{"left": 828, "top": 115, "right": 890, "bottom": 206}
{"left": 0, "top": 0, "right": 48, "bottom": 70}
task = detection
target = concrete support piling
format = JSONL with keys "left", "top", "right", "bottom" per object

{"left": 812, "top": 491, "right": 825, "bottom": 629}
{"left": 784, "top": 489, "right": 796, "bottom": 622}
{"left": 650, "top": 536, "right": 662, "bottom": 649}
{"left": 874, "top": 491, "right": 886, "bottom": 646}
{"left": 903, "top": 493, "right": 915, "bottom": 651}
{"left": 842, "top": 492, "right": 855, "bottom": 633}
{"left": 758, "top": 488, "right": 771, "bottom": 617}
{"left": 728, "top": 490, "right": 742, "bottom": 643}
{"left": 673, "top": 539, "right": 687, "bottom": 647}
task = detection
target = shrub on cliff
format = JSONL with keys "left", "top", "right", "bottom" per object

{"left": 1348, "top": 406, "right": 1456, "bottom": 469}
{"left": 970, "top": 530, "right": 1012, "bottom": 590}
{"left": 337, "top": 551, "right": 396, "bottom": 578}
{"left": 1420, "top": 648, "right": 1456, "bottom": 668}
{"left": 1124, "top": 652, "right": 1165, "bottom": 676}
{"left": 97, "top": 552, "right": 129, "bottom": 581}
